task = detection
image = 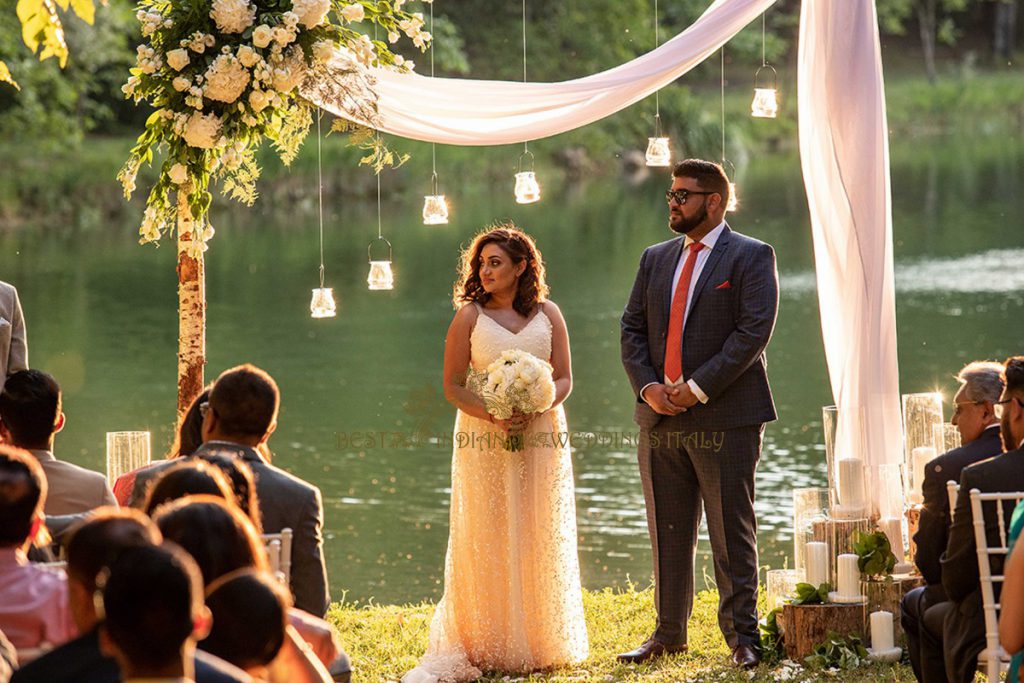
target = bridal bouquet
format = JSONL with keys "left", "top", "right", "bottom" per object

{"left": 469, "top": 349, "right": 556, "bottom": 452}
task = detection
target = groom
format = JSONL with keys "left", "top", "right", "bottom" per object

{"left": 619, "top": 159, "right": 779, "bottom": 669}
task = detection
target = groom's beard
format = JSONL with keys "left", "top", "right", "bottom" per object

{"left": 669, "top": 204, "right": 708, "bottom": 235}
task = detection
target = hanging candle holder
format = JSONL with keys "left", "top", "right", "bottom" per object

{"left": 514, "top": 149, "right": 541, "bottom": 204}
{"left": 645, "top": 115, "right": 671, "bottom": 167}
{"left": 422, "top": 172, "right": 449, "bottom": 225}
{"left": 722, "top": 158, "right": 739, "bottom": 213}
{"left": 310, "top": 283, "right": 337, "bottom": 318}
{"left": 367, "top": 237, "right": 395, "bottom": 291}
{"left": 751, "top": 64, "right": 779, "bottom": 119}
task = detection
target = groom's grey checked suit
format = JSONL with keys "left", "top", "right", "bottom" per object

{"left": 621, "top": 223, "right": 778, "bottom": 649}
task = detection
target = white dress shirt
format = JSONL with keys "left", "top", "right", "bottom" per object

{"left": 641, "top": 221, "right": 727, "bottom": 407}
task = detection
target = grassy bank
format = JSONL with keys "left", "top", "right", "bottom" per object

{"left": 325, "top": 585, "right": 915, "bottom": 682}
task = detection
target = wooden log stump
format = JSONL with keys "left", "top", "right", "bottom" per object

{"left": 862, "top": 576, "right": 926, "bottom": 647}
{"left": 779, "top": 602, "right": 866, "bottom": 660}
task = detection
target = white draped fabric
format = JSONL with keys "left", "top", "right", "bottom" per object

{"left": 798, "top": 0, "right": 903, "bottom": 507}
{"left": 306, "top": 0, "right": 904, "bottom": 510}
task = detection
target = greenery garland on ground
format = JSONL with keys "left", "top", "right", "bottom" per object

{"left": 117, "top": 0, "right": 430, "bottom": 253}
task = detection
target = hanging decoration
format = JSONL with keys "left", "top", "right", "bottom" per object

{"left": 367, "top": 157, "right": 395, "bottom": 290}
{"left": 421, "top": 0, "right": 449, "bottom": 224}
{"left": 751, "top": 13, "right": 779, "bottom": 118}
{"left": 721, "top": 47, "right": 738, "bottom": 213}
{"left": 645, "top": 0, "right": 671, "bottom": 167}
{"left": 310, "top": 111, "right": 336, "bottom": 318}
{"left": 513, "top": 0, "right": 540, "bottom": 203}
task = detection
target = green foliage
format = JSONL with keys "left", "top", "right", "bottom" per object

{"left": 804, "top": 632, "right": 870, "bottom": 670}
{"left": 853, "top": 530, "right": 897, "bottom": 579}
{"left": 790, "top": 582, "right": 830, "bottom": 605}
{"left": 757, "top": 607, "right": 784, "bottom": 665}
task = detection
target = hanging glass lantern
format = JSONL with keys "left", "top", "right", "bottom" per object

{"left": 422, "top": 173, "right": 449, "bottom": 225}
{"left": 310, "top": 287, "right": 337, "bottom": 318}
{"left": 367, "top": 237, "right": 394, "bottom": 291}
{"left": 751, "top": 65, "right": 779, "bottom": 119}
{"left": 514, "top": 149, "right": 541, "bottom": 204}
{"left": 645, "top": 137, "right": 672, "bottom": 167}
{"left": 727, "top": 182, "right": 739, "bottom": 212}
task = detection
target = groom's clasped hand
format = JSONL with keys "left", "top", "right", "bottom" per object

{"left": 644, "top": 383, "right": 699, "bottom": 416}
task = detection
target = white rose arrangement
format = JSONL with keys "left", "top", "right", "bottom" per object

{"left": 469, "top": 349, "right": 557, "bottom": 452}
{"left": 118, "top": 0, "right": 431, "bottom": 248}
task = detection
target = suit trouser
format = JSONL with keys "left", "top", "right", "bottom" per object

{"left": 918, "top": 600, "right": 954, "bottom": 683}
{"left": 902, "top": 585, "right": 947, "bottom": 682}
{"left": 637, "top": 419, "right": 762, "bottom": 648}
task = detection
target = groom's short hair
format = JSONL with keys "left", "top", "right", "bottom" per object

{"left": 673, "top": 159, "right": 730, "bottom": 206}
{"left": 209, "top": 364, "right": 279, "bottom": 439}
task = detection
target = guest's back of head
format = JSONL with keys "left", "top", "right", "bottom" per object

{"left": 196, "top": 453, "right": 262, "bottom": 532}
{"left": 99, "top": 543, "right": 205, "bottom": 677}
{"left": 201, "top": 569, "right": 289, "bottom": 672}
{"left": 153, "top": 495, "right": 268, "bottom": 586}
{"left": 0, "top": 444, "right": 46, "bottom": 548}
{"left": 143, "top": 460, "right": 235, "bottom": 517}
{"left": 0, "top": 370, "right": 61, "bottom": 450}
{"left": 169, "top": 387, "right": 212, "bottom": 459}
{"left": 206, "top": 365, "right": 279, "bottom": 443}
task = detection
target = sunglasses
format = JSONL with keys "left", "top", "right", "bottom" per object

{"left": 665, "top": 189, "right": 715, "bottom": 205}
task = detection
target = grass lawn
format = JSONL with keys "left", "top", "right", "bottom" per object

{"left": 326, "top": 585, "right": 917, "bottom": 682}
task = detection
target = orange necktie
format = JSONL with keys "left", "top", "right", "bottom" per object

{"left": 664, "top": 241, "right": 704, "bottom": 384}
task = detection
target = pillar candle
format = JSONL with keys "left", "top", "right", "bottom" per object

{"left": 910, "top": 446, "right": 936, "bottom": 505}
{"left": 838, "top": 457, "right": 865, "bottom": 507}
{"left": 806, "top": 541, "right": 829, "bottom": 587}
{"left": 870, "top": 610, "right": 895, "bottom": 651}
{"left": 836, "top": 553, "right": 861, "bottom": 598}
{"left": 880, "top": 517, "right": 906, "bottom": 563}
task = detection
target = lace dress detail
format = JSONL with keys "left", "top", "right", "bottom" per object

{"left": 403, "top": 305, "right": 589, "bottom": 683}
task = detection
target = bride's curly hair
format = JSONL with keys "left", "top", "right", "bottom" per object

{"left": 453, "top": 223, "right": 549, "bottom": 317}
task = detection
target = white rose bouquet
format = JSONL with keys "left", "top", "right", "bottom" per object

{"left": 117, "top": 0, "right": 431, "bottom": 254}
{"left": 470, "top": 349, "right": 556, "bottom": 452}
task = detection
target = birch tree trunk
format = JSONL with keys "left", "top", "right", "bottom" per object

{"left": 176, "top": 190, "right": 206, "bottom": 423}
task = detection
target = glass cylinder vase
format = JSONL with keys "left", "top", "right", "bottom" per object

{"left": 902, "top": 392, "right": 944, "bottom": 505}
{"left": 106, "top": 431, "right": 151, "bottom": 484}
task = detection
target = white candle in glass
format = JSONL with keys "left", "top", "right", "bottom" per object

{"left": 880, "top": 517, "right": 905, "bottom": 563}
{"left": 870, "top": 610, "right": 895, "bottom": 650}
{"left": 836, "top": 553, "right": 861, "bottom": 598}
{"left": 838, "top": 457, "right": 865, "bottom": 507}
{"left": 806, "top": 541, "right": 829, "bottom": 587}
{"left": 910, "top": 446, "right": 936, "bottom": 505}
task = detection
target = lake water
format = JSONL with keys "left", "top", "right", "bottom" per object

{"left": 1, "top": 134, "right": 1022, "bottom": 605}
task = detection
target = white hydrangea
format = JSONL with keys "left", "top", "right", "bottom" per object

{"left": 182, "top": 111, "right": 222, "bottom": 149}
{"left": 210, "top": 0, "right": 255, "bottom": 33}
{"left": 252, "top": 24, "right": 273, "bottom": 48}
{"left": 166, "top": 48, "right": 190, "bottom": 71}
{"left": 340, "top": 3, "right": 364, "bottom": 22}
{"left": 168, "top": 163, "right": 189, "bottom": 185}
{"left": 204, "top": 54, "right": 251, "bottom": 103}
{"left": 291, "top": 0, "right": 330, "bottom": 28}
{"left": 270, "top": 46, "right": 306, "bottom": 94}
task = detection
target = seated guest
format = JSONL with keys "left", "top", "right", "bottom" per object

{"left": 97, "top": 544, "right": 209, "bottom": 683}
{"left": 903, "top": 361, "right": 1005, "bottom": 681}
{"left": 0, "top": 280, "right": 28, "bottom": 395}
{"left": 154, "top": 497, "right": 346, "bottom": 677}
{"left": 114, "top": 388, "right": 211, "bottom": 506}
{"left": 203, "top": 570, "right": 333, "bottom": 683}
{"left": 0, "top": 445, "right": 75, "bottom": 652}
{"left": 198, "top": 453, "right": 263, "bottom": 532}
{"left": 998, "top": 361, "right": 1024, "bottom": 683}
{"left": 143, "top": 460, "right": 237, "bottom": 516}
{"left": 12, "top": 508, "right": 248, "bottom": 683}
{"left": 134, "top": 364, "right": 329, "bottom": 616}
{"left": 0, "top": 371, "right": 115, "bottom": 515}
{"left": 919, "top": 356, "right": 1024, "bottom": 683}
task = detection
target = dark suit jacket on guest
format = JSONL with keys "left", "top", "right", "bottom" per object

{"left": 129, "top": 441, "right": 330, "bottom": 616}
{"left": 939, "top": 446, "right": 1024, "bottom": 683}
{"left": 11, "top": 627, "right": 252, "bottom": 683}
{"left": 914, "top": 426, "right": 1004, "bottom": 586}
{"left": 621, "top": 224, "right": 778, "bottom": 431}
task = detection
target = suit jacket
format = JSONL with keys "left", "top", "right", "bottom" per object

{"left": 914, "top": 426, "right": 1004, "bottom": 585}
{"left": 28, "top": 450, "right": 117, "bottom": 517}
{"left": 0, "top": 281, "right": 28, "bottom": 393}
{"left": 940, "top": 446, "right": 1024, "bottom": 683}
{"left": 11, "top": 627, "right": 252, "bottom": 683}
{"left": 130, "top": 442, "right": 330, "bottom": 616}
{"left": 620, "top": 225, "right": 779, "bottom": 431}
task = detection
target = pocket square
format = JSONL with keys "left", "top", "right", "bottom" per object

{"left": 715, "top": 280, "right": 731, "bottom": 290}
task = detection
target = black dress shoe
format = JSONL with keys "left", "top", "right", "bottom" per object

{"left": 616, "top": 638, "right": 688, "bottom": 664}
{"left": 731, "top": 643, "right": 761, "bottom": 669}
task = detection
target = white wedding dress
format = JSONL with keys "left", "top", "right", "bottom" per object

{"left": 403, "top": 305, "right": 589, "bottom": 682}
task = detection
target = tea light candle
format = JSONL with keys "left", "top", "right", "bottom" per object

{"left": 870, "top": 610, "right": 895, "bottom": 651}
{"left": 806, "top": 541, "right": 829, "bottom": 587}
{"left": 836, "top": 553, "right": 861, "bottom": 598}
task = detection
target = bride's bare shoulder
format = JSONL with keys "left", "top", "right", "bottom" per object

{"left": 449, "top": 301, "right": 481, "bottom": 332}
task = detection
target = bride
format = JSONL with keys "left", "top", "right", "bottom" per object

{"left": 403, "top": 225, "right": 589, "bottom": 682}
